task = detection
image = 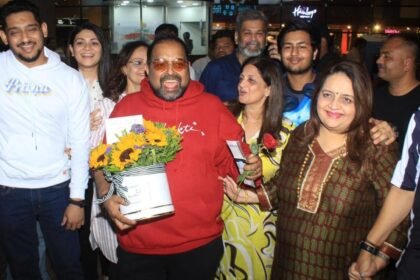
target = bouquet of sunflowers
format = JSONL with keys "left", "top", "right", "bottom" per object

{"left": 89, "top": 118, "right": 182, "bottom": 221}
{"left": 89, "top": 119, "right": 182, "bottom": 172}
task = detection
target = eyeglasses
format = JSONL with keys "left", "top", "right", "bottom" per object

{"left": 127, "top": 59, "right": 146, "bottom": 68}
{"left": 151, "top": 58, "right": 188, "bottom": 72}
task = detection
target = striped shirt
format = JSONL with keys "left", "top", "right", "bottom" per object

{"left": 89, "top": 94, "right": 126, "bottom": 263}
{"left": 391, "top": 110, "right": 420, "bottom": 250}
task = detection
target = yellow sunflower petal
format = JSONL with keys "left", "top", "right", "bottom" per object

{"left": 89, "top": 144, "right": 110, "bottom": 169}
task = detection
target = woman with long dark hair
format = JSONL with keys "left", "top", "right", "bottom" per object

{"left": 68, "top": 22, "right": 110, "bottom": 108}
{"left": 103, "top": 40, "right": 148, "bottom": 102}
{"left": 222, "top": 60, "right": 407, "bottom": 279}
{"left": 68, "top": 22, "right": 111, "bottom": 279}
{"left": 217, "top": 56, "right": 294, "bottom": 279}
{"left": 90, "top": 40, "right": 148, "bottom": 145}
{"left": 88, "top": 41, "right": 149, "bottom": 276}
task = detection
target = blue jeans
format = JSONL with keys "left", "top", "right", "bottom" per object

{"left": 36, "top": 222, "right": 50, "bottom": 280}
{"left": 4, "top": 222, "right": 49, "bottom": 280}
{"left": 0, "top": 181, "right": 83, "bottom": 280}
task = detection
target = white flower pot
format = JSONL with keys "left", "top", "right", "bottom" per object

{"left": 118, "top": 164, "right": 174, "bottom": 221}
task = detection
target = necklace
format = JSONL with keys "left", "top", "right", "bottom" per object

{"left": 296, "top": 140, "right": 347, "bottom": 212}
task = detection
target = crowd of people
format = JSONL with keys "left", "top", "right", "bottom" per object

{"left": 0, "top": 0, "right": 419, "bottom": 280}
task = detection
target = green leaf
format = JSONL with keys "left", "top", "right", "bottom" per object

{"left": 250, "top": 143, "right": 261, "bottom": 155}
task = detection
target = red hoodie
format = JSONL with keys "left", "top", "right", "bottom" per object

{"left": 109, "top": 79, "right": 249, "bottom": 254}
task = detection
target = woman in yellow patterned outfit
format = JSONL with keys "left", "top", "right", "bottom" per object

{"left": 216, "top": 57, "right": 293, "bottom": 280}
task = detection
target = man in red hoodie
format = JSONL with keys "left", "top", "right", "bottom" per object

{"left": 94, "top": 35, "right": 261, "bottom": 279}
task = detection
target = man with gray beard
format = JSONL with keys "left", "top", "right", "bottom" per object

{"left": 93, "top": 35, "right": 262, "bottom": 279}
{"left": 200, "top": 9, "right": 268, "bottom": 102}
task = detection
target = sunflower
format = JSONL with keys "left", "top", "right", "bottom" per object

{"left": 143, "top": 120, "right": 158, "bottom": 132}
{"left": 93, "top": 119, "right": 182, "bottom": 172}
{"left": 110, "top": 140, "right": 141, "bottom": 170}
{"left": 89, "top": 144, "right": 110, "bottom": 169}
{"left": 129, "top": 148, "right": 142, "bottom": 162}
{"left": 146, "top": 130, "right": 167, "bottom": 147}
{"left": 120, "top": 132, "right": 147, "bottom": 148}
{"left": 143, "top": 120, "right": 168, "bottom": 147}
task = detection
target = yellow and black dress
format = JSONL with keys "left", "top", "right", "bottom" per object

{"left": 216, "top": 113, "right": 293, "bottom": 280}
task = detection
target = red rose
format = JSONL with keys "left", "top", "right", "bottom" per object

{"left": 262, "top": 133, "right": 277, "bottom": 151}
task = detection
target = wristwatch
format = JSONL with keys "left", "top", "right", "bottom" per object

{"left": 359, "top": 241, "right": 379, "bottom": 256}
{"left": 69, "top": 198, "right": 85, "bottom": 208}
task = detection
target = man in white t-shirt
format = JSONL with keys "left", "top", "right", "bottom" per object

{"left": 0, "top": 1, "right": 90, "bottom": 278}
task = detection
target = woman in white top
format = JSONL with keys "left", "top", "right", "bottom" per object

{"left": 89, "top": 41, "right": 149, "bottom": 272}
{"left": 67, "top": 22, "right": 111, "bottom": 280}
{"left": 68, "top": 22, "right": 110, "bottom": 109}
{"left": 91, "top": 40, "right": 149, "bottom": 145}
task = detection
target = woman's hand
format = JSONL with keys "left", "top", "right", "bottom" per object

{"left": 369, "top": 118, "right": 397, "bottom": 145}
{"left": 244, "top": 154, "right": 262, "bottom": 180}
{"left": 348, "top": 250, "right": 388, "bottom": 280}
{"left": 267, "top": 36, "right": 281, "bottom": 61}
{"left": 220, "top": 176, "right": 259, "bottom": 204}
{"left": 348, "top": 251, "right": 376, "bottom": 280}
{"left": 90, "top": 107, "right": 103, "bottom": 131}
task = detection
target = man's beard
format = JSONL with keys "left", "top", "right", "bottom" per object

{"left": 12, "top": 42, "right": 43, "bottom": 63}
{"left": 152, "top": 73, "right": 187, "bottom": 101}
{"left": 238, "top": 41, "right": 264, "bottom": 58}
{"left": 284, "top": 60, "right": 313, "bottom": 75}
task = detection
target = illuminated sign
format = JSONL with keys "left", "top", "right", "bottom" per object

{"left": 212, "top": 4, "right": 236, "bottom": 17}
{"left": 292, "top": 5, "right": 317, "bottom": 19}
{"left": 384, "top": 28, "right": 400, "bottom": 34}
{"left": 212, "top": 4, "right": 256, "bottom": 20}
